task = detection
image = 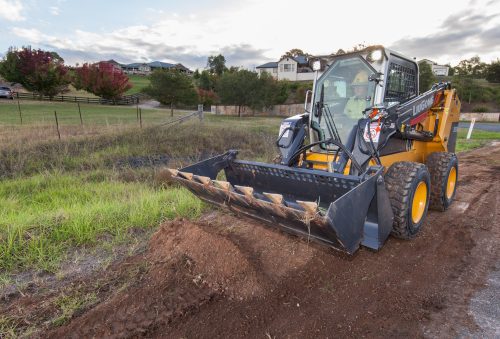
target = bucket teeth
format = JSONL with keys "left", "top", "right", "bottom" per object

{"left": 212, "top": 180, "right": 232, "bottom": 191}
{"left": 178, "top": 171, "right": 194, "bottom": 180}
{"left": 166, "top": 168, "right": 179, "bottom": 178}
{"left": 234, "top": 185, "right": 254, "bottom": 197}
{"left": 263, "top": 192, "right": 284, "bottom": 205}
{"left": 297, "top": 200, "right": 318, "bottom": 214}
{"left": 194, "top": 175, "right": 212, "bottom": 185}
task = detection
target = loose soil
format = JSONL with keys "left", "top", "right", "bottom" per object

{"left": 2, "top": 144, "right": 499, "bottom": 338}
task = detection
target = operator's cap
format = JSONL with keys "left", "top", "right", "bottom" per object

{"left": 351, "top": 70, "right": 369, "bottom": 86}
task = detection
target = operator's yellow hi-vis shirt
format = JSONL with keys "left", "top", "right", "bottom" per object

{"left": 344, "top": 97, "right": 370, "bottom": 120}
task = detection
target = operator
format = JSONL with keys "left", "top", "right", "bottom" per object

{"left": 344, "top": 70, "right": 371, "bottom": 120}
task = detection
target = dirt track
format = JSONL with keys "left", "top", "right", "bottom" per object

{"left": 3, "top": 144, "right": 500, "bottom": 338}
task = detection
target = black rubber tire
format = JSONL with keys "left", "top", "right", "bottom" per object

{"left": 384, "top": 162, "right": 431, "bottom": 239}
{"left": 426, "top": 152, "right": 458, "bottom": 211}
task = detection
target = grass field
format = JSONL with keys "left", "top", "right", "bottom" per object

{"left": 0, "top": 100, "right": 189, "bottom": 126}
{"left": 0, "top": 173, "right": 202, "bottom": 271}
{"left": 0, "top": 100, "right": 498, "bottom": 275}
{"left": 15, "top": 74, "right": 150, "bottom": 98}
{"left": 0, "top": 113, "right": 280, "bottom": 274}
{"left": 125, "top": 74, "right": 150, "bottom": 95}
{"left": 456, "top": 128, "right": 500, "bottom": 151}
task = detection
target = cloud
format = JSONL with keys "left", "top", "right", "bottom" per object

{"left": 390, "top": 10, "right": 500, "bottom": 63}
{"left": 10, "top": 24, "right": 273, "bottom": 69}
{"left": 0, "top": 0, "right": 25, "bottom": 21}
{"left": 50, "top": 6, "right": 60, "bottom": 16}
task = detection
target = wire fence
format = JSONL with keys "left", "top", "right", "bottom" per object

{"left": 0, "top": 100, "right": 205, "bottom": 144}
{"left": 13, "top": 92, "right": 147, "bottom": 105}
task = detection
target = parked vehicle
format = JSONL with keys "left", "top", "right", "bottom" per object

{"left": 0, "top": 86, "right": 14, "bottom": 100}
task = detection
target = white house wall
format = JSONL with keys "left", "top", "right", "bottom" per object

{"left": 278, "top": 58, "right": 298, "bottom": 81}
{"left": 258, "top": 68, "right": 278, "bottom": 79}
{"left": 296, "top": 72, "right": 315, "bottom": 81}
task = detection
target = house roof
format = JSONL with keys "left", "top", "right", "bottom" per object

{"left": 123, "top": 62, "right": 144, "bottom": 68}
{"left": 292, "top": 55, "right": 308, "bottom": 65}
{"left": 256, "top": 61, "right": 278, "bottom": 69}
{"left": 149, "top": 61, "right": 175, "bottom": 68}
{"left": 106, "top": 59, "right": 121, "bottom": 66}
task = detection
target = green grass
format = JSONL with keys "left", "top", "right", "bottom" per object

{"left": 0, "top": 172, "right": 203, "bottom": 272}
{"left": 0, "top": 100, "right": 194, "bottom": 126}
{"left": 456, "top": 128, "right": 500, "bottom": 152}
{"left": 125, "top": 74, "right": 150, "bottom": 95}
{"left": 52, "top": 292, "right": 98, "bottom": 326}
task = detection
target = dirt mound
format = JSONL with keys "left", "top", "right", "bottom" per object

{"left": 47, "top": 217, "right": 314, "bottom": 338}
{"left": 36, "top": 143, "right": 500, "bottom": 338}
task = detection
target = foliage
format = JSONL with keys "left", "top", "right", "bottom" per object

{"left": 143, "top": 69, "right": 198, "bottom": 115}
{"left": 73, "top": 62, "right": 132, "bottom": 100}
{"left": 217, "top": 70, "right": 288, "bottom": 115}
{"left": 286, "top": 81, "right": 313, "bottom": 104}
{"left": 207, "top": 54, "right": 227, "bottom": 76}
{"left": 197, "top": 88, "right": 219, "bottom": 107}
{"left": 217, "top": 70, "right": 257, "bottom": 115}
{"left": 453, "top": 56, "right": 487, "bottom": 78}
{"left": 485, "top": 59, "right": 500, "bottom": 83}
{"left": 418, "top": 61, "right": 436, "bottom": 93}
{"left": 198, "top": 70, "right": 217, "bottom": 90}
{"left": 0, "top": 46, "right": 70, "bottom": 97}
{"left": 472, "top": 106, "right": 489, "bottom": 113}
{"left": 452, "top": 76, "right": 500, "bottom": 104}
{"left": 281, "top": 48, "right": 310, "bottom": 59}
{"left": 331, "top": 44, "right": 367, "bottom": 55}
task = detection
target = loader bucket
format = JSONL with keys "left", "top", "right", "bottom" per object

{"left": 168, "top": 150, "right": 394, "bottom": 254}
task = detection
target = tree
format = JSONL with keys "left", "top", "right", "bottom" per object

{"left": 281, "top": 48, "right": 310, "bottom": 59}
{"left": 197, "top": 88, "right": 219, "bottom": 107}
{"left": 73, "top": 62, "right": 131, "bottom": 100}
{"left": 217, "top": 70, "right": 255, "bottom": 116}
{"left": 485, "top": 59, "right": 500, "bottom": 83}
{"left": 445, "top": 64, "right": 454, "bottom": 76}
{"left": 198, "top": 70, "right": 214, "bottom": 90}
{"left": 454, "top": 56, "right": 487, "bottom": 77}
{"left": 143, "top": 69, "right": 198, "bottom": 116}
{"left": 418, "top": 61, "right": 436, "bottom": 93}
{"left": 207, "top": 54, "right": 227, "bottom": 76}
{"left": 0, "top": 46, "right": 70, "bottom": 97}
{"left": 216, "top": 70, "right": 288, "bottom": 116}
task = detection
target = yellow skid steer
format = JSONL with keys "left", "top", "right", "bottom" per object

{"left": 168, "top": 46, "right": 461, "bottom": 254}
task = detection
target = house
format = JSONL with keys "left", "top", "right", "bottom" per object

{"left": 418, "top": 59, "right": 450, "bottom": 76}
{"left": 110, "top": 60, "right": 193, "bottom": 75}
{"left": 256, "top": 55, "right": 315, "bottom": 81}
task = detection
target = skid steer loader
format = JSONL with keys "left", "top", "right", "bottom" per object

{"left": 167, "top": 46, "right": 461, "bottom": 254}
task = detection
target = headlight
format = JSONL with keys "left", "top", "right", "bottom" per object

{"left": 367, "top": 49, "right": 384, "bottom": 62}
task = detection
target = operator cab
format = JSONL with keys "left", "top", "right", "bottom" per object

{"left": 304, "top": 46, "right": 419, "bottom": 173}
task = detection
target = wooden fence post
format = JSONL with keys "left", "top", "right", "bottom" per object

{"left": 54, "top": 111, "right": 61, "bottom": 140}
{"left": 139, "top": 108, "right": 143, "bottom": 129}
{"left": 17, "top": 98, "right": 23, "bottom": 124}
{"left": 77, "top": 102, "right": 83, "bottom": 126}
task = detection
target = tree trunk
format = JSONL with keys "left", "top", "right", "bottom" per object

{"left": 171, "top": 102, "right": 174, "bottom": 117}
{"left": 238, "top": 105, "right": 241, "bottom": 118}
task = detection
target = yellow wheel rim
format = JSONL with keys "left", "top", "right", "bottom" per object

{"left": 446, "top": 167, "right": 457, "bottom": 200}
{"left": 411, "top": 181, "right": 428, "bottom": 224}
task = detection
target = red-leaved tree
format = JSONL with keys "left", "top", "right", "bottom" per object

{"left": 0, "top": 47, "right": 70, "bottom": 97}
{"left": 73, "top": 62, "right": 132, "bottom": 100}
{"left": 197, "top": 88, "right": 219, "bottom": 107}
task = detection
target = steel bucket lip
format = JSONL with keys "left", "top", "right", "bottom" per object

{"left": 230, "top": 159, "right": 363, "bottom": 182}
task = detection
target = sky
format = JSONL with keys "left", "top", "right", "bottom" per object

{"left": 0, "top": 0, "right": 499, "bottom": 70}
